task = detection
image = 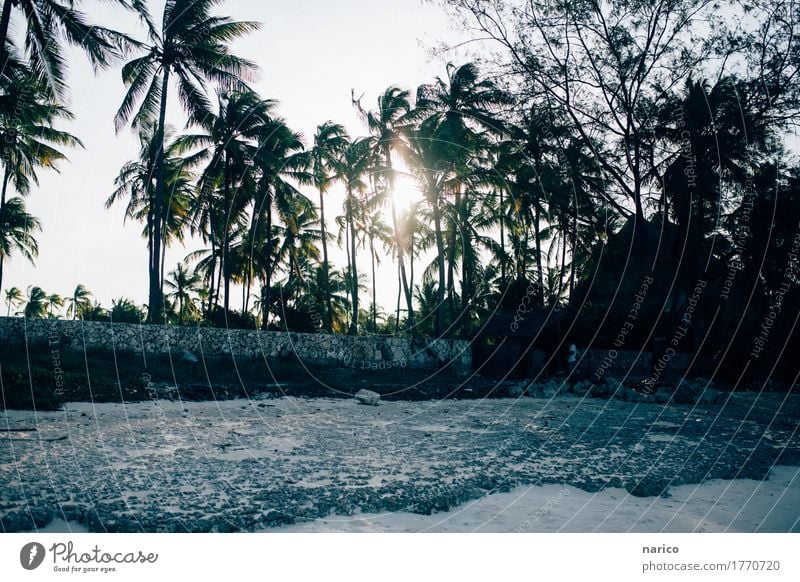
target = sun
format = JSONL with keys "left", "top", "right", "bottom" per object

{"left": 388, "top": 169, "right": 424, "bottom": 216}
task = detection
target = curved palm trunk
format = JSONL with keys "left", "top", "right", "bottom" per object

{"left": 149, "top": 68, "right": 171, "bottom": 323}
{"left": 261, "top": 195, "right": 274, "bottom": 331}
{"left": 318, "top": 187, "right": 333, "bottom": 332}
{"left": 395, "top": 264, "right": 401, "bottom": 333}
{"left": 207, "top": 225, "right": 217, "bottom": 318}
{"left": 389, "top": 198, "right": 415, "bottom": 330}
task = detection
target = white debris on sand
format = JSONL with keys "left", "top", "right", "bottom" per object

{"left": 276, "top": 466, "right": 800, "bottom": 533}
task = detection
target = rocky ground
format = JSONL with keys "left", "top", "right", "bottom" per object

{"left": 1, "top": 387, "right": 799, "bottom": 532}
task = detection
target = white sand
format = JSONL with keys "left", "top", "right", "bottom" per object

{"left": 276, "top": 466, "right": 800, "bottom": 533}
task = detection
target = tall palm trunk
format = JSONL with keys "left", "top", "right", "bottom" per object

{"left": 318, "top": 186, "right": 333, "bottom": 332}
{"left": 0, "top": 0, "right": 13, "bottom": 69}
{"left": 431, "top": 191, "right": 446, "bottom": 336}
{"left": 0, "top": 166, "right": 9, "bottom": 292}
{"left": 446, "top": 194, "right": 458, "bottom": 319}
{"left": 207, "top": 225, "right": 217, "bottom": 317}
{"left": 222, "top": 156, "right": 232, "bottom": 314}
{"left": 386, "top": 157, "right": 414, "bottom": 331}
{"left": 0, "top": 164, "right": 8, "bottom": 209}
{"left": 409, "top": 230, "right": 415, "bottom": 300}
{"left": 559, "top": 228, "right": 567, "bottom": 298}
{"left": 149, "top": 68, "right": 171, "bottom": 323}
{"left": 370, "top": 234, "right": 377, "bottom": 332}
{"left": 389, "top": 197, "right": 415, "bottom": 331}
{"left": 347, "top": 188, "right": 359, "bottom": 335}
{"left": 395, "top": 264, "right": 401, "bottom": 333}
{"left": 499, "top": 189, "right": 506, "bottom": 285}
{"left": 260, "top": 194, "right": 274, "bottom": 331}
{"left": 534, "top": 202, "right": 544, "bottom": 305}
{"left": 569, "top": 202, "right": 578, "bottom": 301}
{"left": 160, "top": 226, "right": 167, "bottom": 297}
{"left": 457, "top": 189, "right": 472, "bottom": 337}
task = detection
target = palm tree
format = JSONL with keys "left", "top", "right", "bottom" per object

{"left": 402, "top": 117, "right": 448, "bottom": 335}
{"left": 65, "top": 284, "right": 93, "bottom": 320}
{"left": 46, "top": 293, "right": 63, "bottom": 318}
{"left": 0, "top": 197, "right": 40, "bottom": 288}
{"left": 339, "top": 137, "right": 372, "bottom": 335}
{"left": 115, "top": 0, "right": 259, "bottom": 322}
{"left": 0, "top": 64, "right": 81, "bottom": 291}
{"left": 353, "top": 86, "right": 417, "bottom": 331}
{"left": 4, "top": 285, "right": 22, "bottom": 315}
{"left": 106, "top": 122, "right": 194, "bottom": 297}
{"left": 415, "top": 62, "right": 511, "bottom": 335}
{"left": 245, "top": 115, "right": 307, "bottom": 317}
{"left": 361, "top": 204, "right": 393, "bottom": 332}
{"left": 165, "top": 263, "right": 200, "bottom": 323}
{"left": 305, "top": 121, "right": 348, "bottom": 332}
{"left": 177, "top": 90, "right": 276, "bottom": 314}
{"left": 23, "top": 285, "right": 47, "bottom": 318}
{"left": 0, "top": 0, "right": 133, "bottom": 99}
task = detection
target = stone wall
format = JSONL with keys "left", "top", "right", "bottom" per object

{"left": 0, "top": 317, "right": 472, "bottom": 375}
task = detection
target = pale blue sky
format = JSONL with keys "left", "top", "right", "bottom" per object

{"left": 4, "top": 0, "right": 462, "bottom": 315}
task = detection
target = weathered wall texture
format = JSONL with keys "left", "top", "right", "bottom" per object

{"left": 0, "top": 317, "right": 472, "bottom": 375}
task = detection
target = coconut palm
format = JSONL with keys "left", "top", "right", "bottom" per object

{"left": 23, "top": 285, "right": 47, "bottom": 318}
{"left": 0, "top": 197, "right": 40, "bottom": 289}
{"left": 106, "top": 122, "right": 194, "bottom": 295}
{"left": 415, "top": 62, "right": 511, "bottom": 335}
{"left": 339, "top": 137, "right": 372, "bottom": 335}
{"left": 114, "top": 0, "right": 259, "bottom": 322}
{"left": 353, "top": 86, "right": 417, "bottom": 330}
{"left": 0, "top": 0, "right": 133, "bottom": 99}
{"left": 165, "top": 263, "right": 201, "bottom": 323}
{"left": 244, "top": 115, "right": 307, "bottom": 316}
{"left": 4, "top": 285, "right": 22, "bottom": 315}
{"left": 176, "top": 90, "right": 276, "bottom": 314}
{"left": 0, "top": 65, "right": 81, "bottom": 291}
{"left": 65, "top": 284, "right": 93, "bottom": 320}
{"left": 402, "top": 117, "right": 448, "bottom": 335}
{"left": 304, "top": 121, "right": 349, "bottom": 332}
{"left": 361, "top": 204, "right": 393, "bottom": 332}
{"left": 46, "top": 293, "right": 63, "bottom": 318}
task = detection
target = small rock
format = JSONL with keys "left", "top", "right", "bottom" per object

{"left": 355, "top": 389, "right": 380, "bottom": 406}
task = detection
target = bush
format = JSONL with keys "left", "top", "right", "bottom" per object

{"left": 110, "top": 298, "right": 145, "bottom": 324}
{"left": 0, "top": 364, "right": 65, "bottom": 410}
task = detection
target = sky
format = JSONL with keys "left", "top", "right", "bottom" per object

{"left": 4, "top": 0, "right": 463, "bottom": 315}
